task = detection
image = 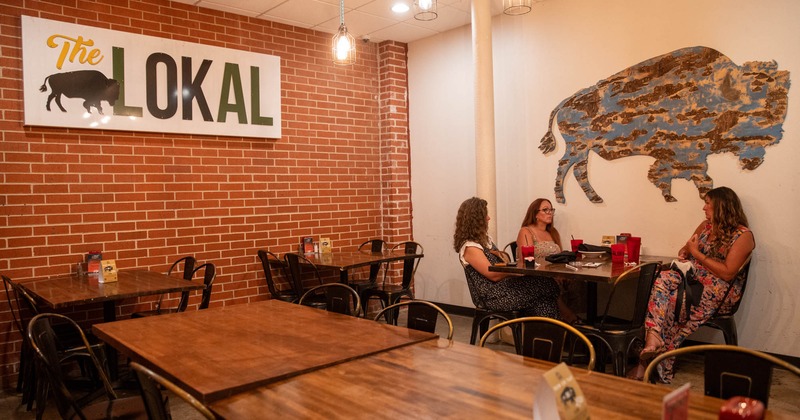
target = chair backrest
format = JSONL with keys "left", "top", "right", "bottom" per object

{"left": 715, "top": 256, "right": 752, "bottom": 317}
{"left": 257, "top": 249, "right": 294, "bottom": 299}
{"left": 390, "top": 241, "right": 424, "bottom": 289}
{"left": 155, "top": 256, "right": 197, "bottom": 313}
{"left": 644, "top": 344, "right": 800, "bottom": 407}
{"left": 479, "top": 317, "right": 596, "bottom": 370}
{"left": 373, "top": 300, "right": 454, "bottom": 340}
{"left": 193, "top": 263, "right": 216, "bottom": 310}
{"left": 284, "top": 252, "right": 324, "bottom": 296}
{"left": 27, "top": 313, "right": 117, "bottom": 419}
{"left": 299, "top": 283, "right": 361, "bottom": 316}
{"left": 503, "top": 241, "right": 518, "bottom": 262}
{"left": 131, "top": 362, "right": 215, "bottom": 420}
{"left": 597, "top": 262, "right": 661, "bottom": 330}
{"left": 359, "top": 239, "right": 386, "bottom": 283}
{"left": 3, "top": 275, "right": 29, "bottom": 337}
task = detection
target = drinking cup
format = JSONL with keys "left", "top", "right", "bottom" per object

{"left": 520, "top": 245, "right": 535, "bottom": 267}
{"left": 611, "top": 244, "right": 625, "bottom": 263}
{"left": 626, "top": 236, "right": 641, "bottom": 264}
{"left": 570, "top": 239, "right": 583, "bottom": 252}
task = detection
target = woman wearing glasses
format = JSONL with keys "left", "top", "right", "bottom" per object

{"left": 516, "top": 198, "right": 581, "bottom": 323}
{"left": 454, "top": 197, "right": 559, "bottom": 317}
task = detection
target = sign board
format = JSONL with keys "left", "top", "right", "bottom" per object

{"left": 21, "top": 16, "right": 281, "bottom": 139}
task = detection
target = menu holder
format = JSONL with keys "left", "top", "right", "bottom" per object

{"left": 320, "top": 237, "right": 332, "bottom": 253}
{"left": 601, "top": 235, "right": 616, "bottom": 246}
{"left": 301, "top": 236, "right": 314, "bottom": 254}
{"left": 533, "top": 362, "right": 590, "bottom": 420}
{"left": 662, "top": 382, "right": 690, "bottom": 420}
{"left": 99, "top": 259, "right": 118, "bottom": 283}
{"left": 86, "top": 251, "right": 102, "bottom": 273}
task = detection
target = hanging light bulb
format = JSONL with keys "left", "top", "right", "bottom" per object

{"left": 413, "top": 0, "right": 437, "bottom": 21}
{"left": 332, "top": 0, "right": 356, "bottom": 65}
{"left": 503, "top": 0, "right": 533, "bottom": 15}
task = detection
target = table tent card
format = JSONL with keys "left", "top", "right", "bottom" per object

{"left": 99, "top": 260, "right": 118, "bottom": 283}
{"left": 533, "top": 363, "right": 589, "bottom": 420}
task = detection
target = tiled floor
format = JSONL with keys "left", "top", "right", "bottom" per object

{"left": 2, "top": 312, "right": 798, "bottom": 418}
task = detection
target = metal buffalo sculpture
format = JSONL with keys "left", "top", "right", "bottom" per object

{"left": 39, "top": 70, "right": 120, "bottom": 115}
{"left": 540, "top": 46, "right": 790, "bottom": 203}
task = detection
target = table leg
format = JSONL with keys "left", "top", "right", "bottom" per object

{"left": 102, "top": 301, "right": 119, "bottom": 380}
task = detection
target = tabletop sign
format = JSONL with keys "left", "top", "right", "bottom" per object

{"left": 533, "top": 363, "right": 589, "bottom": 420}
{"left": 320, "top": 237, "right": 332, "bottom": 253}
{"left": 662, "top": 382, "right": 690, "bottom": 420}
{"left": 99, "top": 260, "right": 119, "bottom": 283}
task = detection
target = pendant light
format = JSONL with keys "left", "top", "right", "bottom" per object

{"left": 332, "top": 0, "right": 356, "bottom": 65}
{"left": 414, "top": 0, "right": 437, "bottom": 21}
{"left": 503, "top": 0, "right": 533, "bottom": 15}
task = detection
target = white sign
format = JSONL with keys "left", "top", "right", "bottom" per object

{"left": 21, "top": 16, "right": 281, "bottom": 139}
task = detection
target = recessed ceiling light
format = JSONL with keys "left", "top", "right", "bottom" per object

{"left": 392, "top": 3, "right": 410, "bottom": 13}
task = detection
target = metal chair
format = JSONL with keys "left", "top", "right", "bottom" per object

{"left": 131, "top": 260, "right": 216, "bottom": 317}
{"left": 349, "top": 239, "right": 387, "bottom": 295}
{"left": 284, "top": 252, "right": 326, "bottom": 308}
{"left": 645, "top": 344, "right": 800, "bottom": 407}
{"left": 699, "top": 257, "right": 752, "bottom": 345}
{"left": 299, "top": 283, "right": 362, "bottom": 316}
{"left": 131, "top": 362, "right": 215, "bottom": 420}
{"left": 373, "top": 300, "right": 454, "bottom": 340}
{"left": 361, "top": 241, "right": 423, "bottom": 320}
{"left": 130, "top": 256, "right": 196, "bottom": 317}
{"left": 479, "top": 316, "right": 596, "bottom": 370}
{"left": 573, "top": 262, "right": 661, "bottom": 376}
{"left": 27, "top": 313, "right": 146, "bottom": 419}
{"left": 503, "top": 241, "right": 518, "bottom": 263}
{"left": 461, "top": 263, "right": 521, "bottom": 345}
{"left": 257, "top": 250, "right": 298, "bottom": 302}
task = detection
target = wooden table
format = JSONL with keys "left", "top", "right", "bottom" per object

{"left": 93, "top": 299, "right": 438, "bottom": 403}
{"left": 13, "top": 270, "right": 205, "bottom": 322}
{"left": 211, "top": 338, "right": 772, "bottom": 419}
{"left": 489, "top": 254, "right": 671, "bottom": 322}
{"left": 298, "top": 250, "right": 424, "bottom": 283}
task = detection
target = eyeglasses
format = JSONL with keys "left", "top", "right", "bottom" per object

{"left": 538, "top": 208, "right": 556, "bottom": 214}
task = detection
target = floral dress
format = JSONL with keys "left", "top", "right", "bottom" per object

{"left": 645, "top": 224, "right": 752, "bottom": 382}
{"left": 460, "top": 240, "right": 559, "bottom": 317}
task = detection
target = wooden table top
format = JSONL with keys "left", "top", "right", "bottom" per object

{"left": 13, "top": 270, "right": 204, "bottom": 309}
{"left": 93, "top": 299, "right": 438, "bottom": 403}
{"left": 489, "top": 254, "right": 671, "bottom": 283}
{"left": 298, "top": 250, "right": 424, "bottom": 272}
{"left": 211, "top": 338, "right": 787, "bottom": 419}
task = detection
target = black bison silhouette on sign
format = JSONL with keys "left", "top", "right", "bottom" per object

{"left": 540, "top": 46, "right": 790, "bottom": 203}
{"left": 39, "top": 70, "right": 120, "bottom": 115}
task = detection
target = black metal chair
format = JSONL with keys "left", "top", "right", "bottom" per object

{"left": 299, "top": 283, "right": 362, "bottom": 316}
{"left": 699, "top": 257, "right": 752, "bottom": 345}
{"left": 461, "top": 264, "right": 521, "bottom": 345}
{"left": 373, "top": 300, "right": 454, "bottom": 340}
{"left": 361, "top": 241, "right": 423, "bottom": 320}
{"left": 27, "top": 313, "right": 147, "bottom": 420}
{"left": 503, "top": 241, "right": 518, "bottom": 263}
{"left": 644, "top": 344, "right": 800, "bottom": 407}
{"left": 132, "top": 261, "right": 216, "bottom": 317}
{"left": 257, "top": 250, "right": 298, "bottom": 302}
{"left": 131, "top": 362, "right": 215, "bottom": 420}
{"left": 573, "top": 262, "right": 661, "bottom": 376}
{"left": 130, "top": 256, "right": 196, "bottom": 318}
{"left": 479, "top": 316, "right": 596, "bottom": 370}
{"left": 284, "top": 252, "right": 326, "bottom": 308}
{"left": 348, "top": 239, "right": 387, "bottom": 295}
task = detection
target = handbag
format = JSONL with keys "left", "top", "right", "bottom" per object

{"left": 671, "top": 260, "right": 704, "bottom": 321}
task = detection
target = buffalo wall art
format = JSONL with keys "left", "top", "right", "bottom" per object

{"left": 539, "top": 46, "right": 790, "bottom": 203}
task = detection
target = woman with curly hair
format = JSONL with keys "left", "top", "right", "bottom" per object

{"left": 628, "top": 186, "right": 755, "bottom": 381}
{"left": 454, "top": 197, "right": 559, "bottom": 317}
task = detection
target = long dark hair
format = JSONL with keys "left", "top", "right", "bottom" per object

{"left": 453, "top": 197, "right": 489, "bottom": 252}
{"left": 706, "top": 186, "right": 748, "bottom": 250}
{"left": 519, "top": 198, "right": 561, "bottom": 246}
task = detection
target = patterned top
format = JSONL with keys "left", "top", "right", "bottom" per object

{"left": 691, "top": 223, "right": 751, "bottom": 313}
{"left": 522, "top": 226, "right": 561, "bottom": 259}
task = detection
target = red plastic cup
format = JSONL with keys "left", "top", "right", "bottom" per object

{"left": 520, "top": 245, "right": 535, "bottom": 267}
{"left": 570, "top": 239, "right": 583, "bottom": 252}
{"left": 611, "top": 244, "right": 625, "bottom": 263}
{"left": 719, "top": 396, "right": 765, "bottom": 420}
{"left": 626, "top": 236, "right": 641, "bottom": 264}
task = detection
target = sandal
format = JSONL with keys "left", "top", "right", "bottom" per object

{"left": 626, "top": 361, "right": 646, "bottom": 381}
{"left": 639, "top": 329, "right": 665, "bottom": 361}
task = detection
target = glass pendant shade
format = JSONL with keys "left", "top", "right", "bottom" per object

{"left": 414, "top": 0, "right": 437, "bottom": 21}
{"left": 503, "top": 0, "right": 533, "bottom": 15}
{"left": 332, "top": 0, "right": 356, "bottom": 65}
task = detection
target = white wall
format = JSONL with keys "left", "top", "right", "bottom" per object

{"left": 408, "top": 0, "right": 800, "bottom": 357}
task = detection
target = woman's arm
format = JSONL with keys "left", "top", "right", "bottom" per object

{"left": 463, "top": 246, "right": 518, "bottom": 282}
{"left": 516, "top": 227, "right": 533, "bottom": 256}
{"left": 678, "top": 222, "right": 707, "bottom": 259}
{"left": 688, "top": 230, "right": 754, "bottom": 281}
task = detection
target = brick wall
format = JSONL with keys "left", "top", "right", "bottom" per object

{"left": 0, "top": 0, "right": 412, "bottom": 389}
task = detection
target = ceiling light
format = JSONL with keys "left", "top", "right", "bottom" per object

{"left": 331, "top": 0, "right": 356, "bottom": 65}
{"left": 413, "top": 0, "right": 437, "bottom": 21}
{"left": 392, "top": 3, "right": 410, "bottom": 13}
{"left": 503, "top": 0, "right": 533, "bottom": 15}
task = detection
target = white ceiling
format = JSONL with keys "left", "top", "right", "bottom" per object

{"left": 172, "top": 0, "right": 528, "bottom": 43}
